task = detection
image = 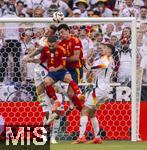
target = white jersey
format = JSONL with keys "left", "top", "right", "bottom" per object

{"left": 85, "top": 56, "right": 114, "bottom": 109}
{"left": 34, "top": 37, "right": 48, "bottom": 86}
{"left": 92, "top": 55, "right": 114, "bottom": 90}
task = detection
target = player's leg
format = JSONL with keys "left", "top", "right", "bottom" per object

{"left": 63, "top": 72, "right": 84, "bottom": 111}
{"left": 49, "top": 93, "right": 63, "bottom": 143}
{"left": 44, "top": 75, "right": 60, "bottom": 112}
{"left": 86, "top": 88, "right": 105, "bottom": 144}
{"left": 88, "top": 109, "right": 102, "bottom": 144}
{"left": 34, "top": 66, "right": 50, "bottom": 104}
{"left": 73, "top": 106, "right": 90, "bottom": 144}
{"left": 50, "top": 118, "right": 60, "bottom": 144}
{"left": 67, "top": 68, "right": 84, "bottom": 99}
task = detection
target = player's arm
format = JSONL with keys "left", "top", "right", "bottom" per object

{"left": 87, "top": 59, "right": 110, "bottom": 70}
{"left": 23, "top": 46, "right": 44, "bottom": 63}
{"left": 28, "top": 46, "right": 44, "bottom": 58}
{"left": 27, "top": 58, "right": 41, "bottom": 64}
{"left": 67, "top": 50, "right": 80, "bottom": 62}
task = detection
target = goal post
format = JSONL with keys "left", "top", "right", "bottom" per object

{"left": 0, "top": 17, "right": 138, "bottom": 141}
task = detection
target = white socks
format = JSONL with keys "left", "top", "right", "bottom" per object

{"left": 79, "top": 116, "right": 88, "bottom": 138}
{"left": 91, "top": 117, "right": 100, "bottom": 138}
{"left": 40, "top": 93, "right": 52, "bottom": 113}
{"left": 51, "top": 118, "right": 60, "bottom": 139}
{"left": 40, "top": 93, "right": 50, "bottom": 103}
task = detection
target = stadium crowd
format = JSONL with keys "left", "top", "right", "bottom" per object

{"left": 0, "top": 0, "right": 146, "bottom": 90}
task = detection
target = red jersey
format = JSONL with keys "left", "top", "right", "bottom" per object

{"left": 59, "top": 35, "right": 83, "bottom": 68}
{"left": 40, "top": 45, "right": 67, "bottom": 69}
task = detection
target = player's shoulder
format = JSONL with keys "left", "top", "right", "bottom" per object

{"left": 70, "top": 35, "right": 81, "bottom": 44}
{"left": 43, "top": 46, "right": 49, "bottom": 51}
{"left": 57, "top": 45, "right": 66, "bottom": 54}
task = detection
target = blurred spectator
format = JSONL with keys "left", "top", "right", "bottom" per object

{"left": 112, "top": 8, "right": 119, "bottom": 17}
{"left": 103, "top": 24, "right": 114, "bottom": 42}
{"left": 26, "top": 0, "right": 48, "bottom": 17}
{"left": 95, "top": 32, "right": 103, "bottom": 49}
{"left": 75, "top": 0, "right": 88, "bottom": 17}
{"left": 80, "top": 28, "right": 94, "bottom": 60}
{"left": 115, "top": 0, "right": 144, "bottom": 12}
{"left": 63, "top": 0, "right": 74, "bottom": 10}
{"left": 0, "top": 0, "right": 7, "bottom": 17}
{"left": 120, "top": 0, "right": 139, "bottom": 17}
{"left": 139, "top": 33, "right": 147, "bottom": 58}
{"left": 120, "top": 26, "right": 131, "bottom": 43}
{"left": 18, "top": 12, "right": 25, "bottom": 17}
{"left": 140, "top": 53, "right": 147, "bottom": 84}
{"left": 117, "top": 36, "right": 132, "bottom": 84}
{"left": 16, "top": 1, "right": 27, "bottom": 16}
{"left": 143, "top": 0, "right": 147, "bottom": 6}
{"left": 107, "top": 0, "right": 117, "bottom": 10}
{"left": 140, "top": 33, "right": 147, "bottom": 85}
{"left": 46, "top": 0, "right": 73, "bottom": 17}
{"left": 139, "top": 6, "right": 147, "bottom": 20}
{"left": 87, "top": 9, "right": 95, "bottom": 17}
{"left": 109, "top": 37, "right": 120, "bottom": 82}
{"left": 0, "top": 7, "right": 21, "bottom": 84}
{"left": 72, "top": 8, "right": 81, "bottom": 17}
{"left": 33, "top": 7, "right": 45, "bottom": 17}
{"left": 93, "top": 0, "right": 112, "bottom": 17}
{"left": 47, "top": 2, "right": 59, "bottom": 17}
{"left": 110, "top": 33, "right": 119, "bottom": 47}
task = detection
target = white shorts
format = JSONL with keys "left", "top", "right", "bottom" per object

{"left": 42, "top": 93, "right": 64, "bottom": 113}
{"left": 85, "top": 88, "right": 108, "bottom": 109}
{"left": 34, "top": 65, "right": 48, "bottom": 87}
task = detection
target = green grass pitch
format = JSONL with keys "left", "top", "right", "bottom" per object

{"left": 51, "top": 141, "right": 147, "bottom": 150}
{"left": 1, "top": 141, "right": 147, "bottom": 150}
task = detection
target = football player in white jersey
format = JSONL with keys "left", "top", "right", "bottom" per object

{"left": 73, "top": 43, "right": 114, "bottom": 144}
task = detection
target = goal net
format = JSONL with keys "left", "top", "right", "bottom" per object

{"left": 0, "top": 17, "right": 139, "bottom": 142}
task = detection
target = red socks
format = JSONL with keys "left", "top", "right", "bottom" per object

{"left": 46, "top": 85, "right": 57, "bottom": 101}
{"left": 69, "top": 80, "right": 81, "bottom": 95}
{"left": 71, "top": 95, "right": 83, "bottom": 111}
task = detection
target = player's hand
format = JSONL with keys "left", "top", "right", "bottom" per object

{"left": 22, "top": 55, "right": 30, "bottom": 63}
{"left": 49, "top": 67, "right": 56, "bottom": 72}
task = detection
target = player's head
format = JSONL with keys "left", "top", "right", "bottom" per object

{"left": 45, "top": 24, "right": 57, "bottom": 37}
{"left": 99, "top": 43, "right": 105, "bottom": 55}
{"left": 57, "top": 24, "right": 70, "bottom": 40}
{"left": 105, "top": 44, "right": 113, "bottom": 56}
{"left": 47, "top": 35, "right": 58, "bottom": 52}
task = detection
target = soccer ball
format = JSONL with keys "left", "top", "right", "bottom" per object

{"left": 53, "top": 12, "right": 64, "bottom": 23}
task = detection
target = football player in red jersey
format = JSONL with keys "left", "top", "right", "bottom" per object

{"left": 58, "top": 24, "right": 84, "bottom": 84}
{"left": 24, "top": 34, "right": 84, "bottom": 111}
{"left": 38, "top": 36, "right": 83, "bottom": 112}
{"left": 57, "top": 24, "right": 85, "bottom": 110}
